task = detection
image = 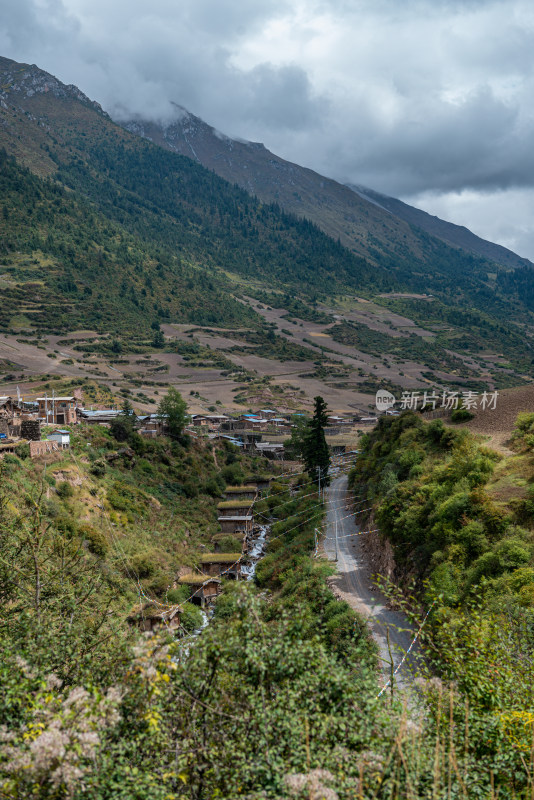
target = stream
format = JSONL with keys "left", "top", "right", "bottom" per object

{"left": 175, "top": 523, "right": 270, "bottom": 657}
{"left": 241, "top": 524, "right": 269, "bottom": 581}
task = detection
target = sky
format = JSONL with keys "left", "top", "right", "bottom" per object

{"left": 2, "top": 0, "right": 534, "bottom": 259}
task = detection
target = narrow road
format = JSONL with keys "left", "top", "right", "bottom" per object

{"left": 324, "top": 474, "right": 425, "bottom": 692}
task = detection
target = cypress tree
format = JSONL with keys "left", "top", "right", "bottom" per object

{"left": 303, "top": 395, "right": 331, "bottom": 486}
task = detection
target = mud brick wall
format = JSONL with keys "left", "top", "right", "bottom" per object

{"left": 29, "top": 440, "right": 59, "bottom": 458}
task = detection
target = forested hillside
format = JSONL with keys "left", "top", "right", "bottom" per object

{"left": 0, "top": 150, "right": 256, "bottom": 333}
{"left": 1, "top": 54, "right": 534, "bottom": 347}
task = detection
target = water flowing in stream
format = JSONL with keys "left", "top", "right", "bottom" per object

{"left": 175, "top": 524, "right": 270, "bottom": 658}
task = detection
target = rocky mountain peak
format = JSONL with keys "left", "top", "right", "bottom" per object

{"left": 0, "top": 56, "right": 108, "bottom": 117}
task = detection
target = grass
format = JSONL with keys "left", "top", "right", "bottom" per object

{"left": 178, "top": 573, "right": 221, "bottom": 584}
{"left": 200, "top": 553, "right": 242, "bottom": 563}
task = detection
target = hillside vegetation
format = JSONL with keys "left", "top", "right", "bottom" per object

{"left": 348, "top": 412, "right": 534, "bottom": 793}
{"left": 350, "top": 411, "right": 534, "bottom": 609}
{"left": 4, "top": 424, "right": 534, "bottom": 797}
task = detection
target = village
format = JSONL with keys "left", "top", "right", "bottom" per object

{"left": 0, "top": 388, "right": 380, "bottom": 628}
{"left": 0, "top": 390, "right": 381, "bottom": 460}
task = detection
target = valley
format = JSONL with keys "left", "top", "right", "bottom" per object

{"left": 1, "top": 50, "right": 534, "bottom": 800}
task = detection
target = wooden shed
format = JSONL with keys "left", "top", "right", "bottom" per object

{"left": 178, "top": 574, "right": 222, "bottom": 606}
{"left": 217, "top": 500, "right": 253, "bottom": 517}
{"left": 127, "top": 602, "right": 182, "bottom": 633}
{"left": 200, "top": 553, "right": 242, "bottom": 579}
{"left": 218, "top": 515, "right": 254, "bottom": 536}
{"left": 251, "top": 477, "right": 272, "bottom": 494}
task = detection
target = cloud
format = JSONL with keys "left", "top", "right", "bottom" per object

{"left": 407, "top": 187, "right": 534, "bottom": 262}
{"left": 2, "top": 0, "right": 534, "bottom": 255}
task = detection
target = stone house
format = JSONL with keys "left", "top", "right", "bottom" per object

{"left": 37, "top": 396, "right": 79, "bottom": 425}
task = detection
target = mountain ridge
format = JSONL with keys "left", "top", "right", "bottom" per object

{"left": 120, "top": 104, "right": 531, "bottom": 272}
{"left": 349, "top": 183, "right": 532, "bottom": 271}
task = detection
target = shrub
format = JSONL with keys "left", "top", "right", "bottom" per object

{"left": 0, "top": 454, "right": 20, "bottom": 474}
{"left": 467, "top": 537, "right": 531, "bottom": 587}
{"left": 451, "top": 407, "right": 475, "bottom": 423}
{"left": 514, "top": 412, "right": 534, "bottom": 435}
{"left": 181, "top": 479, "right": 198, "bottom": 499}
{"left": 56, "top": 481, "right": 74, "bottom": 499}
{"left": 204, "top": 477, "right": 224, "bottom": 497}
{"left": 110, "top": 416, "right": 134, "bottom": 442}
{"left": 137, "top": 458, "right": 155, "bottom": 475}
{"left": 180, "top": 603, "right": 204, "bottom": 632}
{"left": 55, "top": 516, "right": 78, "bottom": 537}
{"left": 167, "top": 586, "right": 189, "bottom": 604}
{"left": 14, "top": 442, "right": 30, "bottom": 459}
{"left": 220, "top": 464, "right": 245, "bottom": 486}
{"left": 78, "top": 524, "right": 108, "bottom": 557}
{"left": 217, "top": 536, "right": 243, "bottom": 552}
{"left": 129, "top": 550, "right": 159, "bottom": 579}
{"left": 90, "top": 459, "right": 106, "bottom": 478}
{"left": 378, "top": 464, "right": 398, "bottom": 495}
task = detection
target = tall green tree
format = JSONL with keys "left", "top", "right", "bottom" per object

{"left": 284, "top": 414, "right": 310, "bottom": 460}
{"left": 303, "top": 396, "right": 331, "bottom": 486}
{"left": 110, "top": 399, "right": 136, "bottom": 442}
{"left": 157, "top": 387, "right": 188, "bottom": 441}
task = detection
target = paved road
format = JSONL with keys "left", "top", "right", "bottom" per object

{"left": 324, "top": 474, "right": 425, "bottom": 692}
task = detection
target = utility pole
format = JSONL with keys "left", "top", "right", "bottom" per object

{"left": 335, "top": 515, "right": 338, "bottom": 562}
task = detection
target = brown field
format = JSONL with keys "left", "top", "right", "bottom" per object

{"left": 459, "top": 385, "right": 534, "bottom": 453}
{"left": 1, "top": 297, "right": 533, "bottom": 420}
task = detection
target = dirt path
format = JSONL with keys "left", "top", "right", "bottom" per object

{"left": 324, "top": 475, "right": 425, "bottom": 692}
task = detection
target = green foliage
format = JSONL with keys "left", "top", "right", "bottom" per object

{"left": 110, "top": 409, "right": 136, "bottom": 442}
{"left": 151, "top": 329, "right": 165, "bottom": 348}
{"left": 220, "top": 463, "right": 245, "bottom": 485}
{"left": 216, "top": 535, "right": 243, "bottom": 552}
{"left": 179, "top": 603, "right": 204, "bottom": 632}
{"left": 283, "top": 414, "right": 309, "bottom": 460}
{"left": 451, "top": 406, "right": 475, "bottom": 423}
{"left": 350, "top": 411, "right": 531, "bottom": 609}
{"left": 302, "top": 396, "right": 331, "bottom": 485}
{"left": 157, "top": 386, "right": 188, "bottom": 441}
{"left": 90, "top": 459, "right": 106, "bottom": 478}
{"left": 56, "top": 481, "right": 74, "bottom": 500}
{"left": 13, "top": 442, "right": 29, "bottom": 460}
{"left": 78, "top": 523, "right": 109, "bottom": 557}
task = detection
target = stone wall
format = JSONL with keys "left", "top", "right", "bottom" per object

{"left": 21, "top": 420, "right": 41, "bottom": 441}
{"left": 29, "top": 440, "right": 59, "bottom": 459}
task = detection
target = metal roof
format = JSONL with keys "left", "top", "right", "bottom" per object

{"left": 36, "top": 397, "right": 75, "bottom": 401}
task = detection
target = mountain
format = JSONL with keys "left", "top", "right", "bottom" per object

{"left": 121, "top": 105, "right": 532, "bottom": 273}
{"left": 0, "top": 55, "right": 533, "bottom": 387}
{"left": 0, "top": 55, "right": 397, "bottom": 336}
{"left": 121, "top": 105, "right": 426, "bottom": 269}
{"left": 349, "top": 184, "right": 532, "bottom": 271}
